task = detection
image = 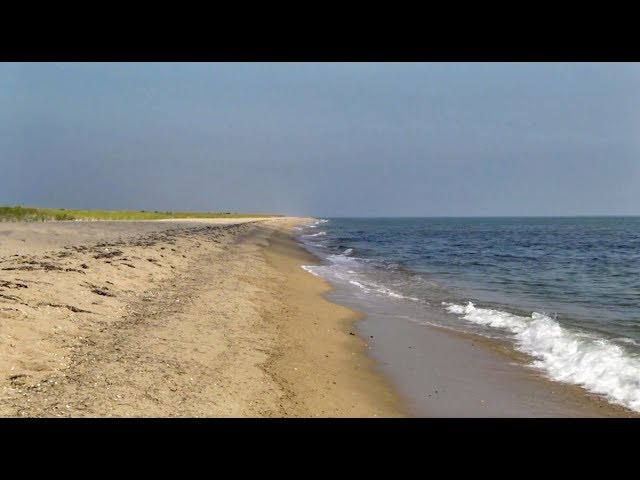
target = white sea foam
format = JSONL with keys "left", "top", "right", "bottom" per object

{"left": 375, "top": 286, "right": 420, "bottom": 301}
{"left": 326, "top": 253, "right": 360, "bottom": 265}
{"left": 348, "top": 277, "right": 418, "bottom": 301}
{"left": 305, "top": 231, "right": 327, "bottom": 237}
{"left": 301, "top": 265, "right": 321, "bottom": 277}
{"left": 300, "top": 242, "right": 424, "bottom": 305}
{"left": 443, "top": 301, "right": 640, "bottom": 412}
{"left": 306, "top": 219, "right": 329, "bottom": 228}
{"left": 349, "top": 280, "right": 371, "bottom": 292}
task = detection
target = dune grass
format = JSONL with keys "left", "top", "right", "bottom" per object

{"left": 0, "top": 206, "right": 281, "bottom": 222}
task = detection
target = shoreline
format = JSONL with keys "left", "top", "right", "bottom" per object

{"left": 453, "top": 327, "right": 638, "bottom": 417}
{"left": 365, "top": 317, "right": 637, "bottom": 417}
{"left": 312, "top": 259, "right": 637, "bottom": 417}
{"left": 2, "top": 216, "right": 634, "bottom": 417}
{"left": 258, "top": 221, "right": 405, "bottom": 416}
{"left": 0, "top": 217, "right": 403, "bottom": 417}
{"left": 294, "top": 220, "right": 638, "bottom": 417}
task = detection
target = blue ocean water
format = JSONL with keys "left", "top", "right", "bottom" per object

{"left": 296, "top": 217, "right": 640, "bottom": 412}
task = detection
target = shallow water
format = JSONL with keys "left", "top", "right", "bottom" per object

{"left": 296, "top": 217, "right": 640, "bottom": 413}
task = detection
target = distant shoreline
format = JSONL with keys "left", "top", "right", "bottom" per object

{"left": 0, "top": 206, "right": 282, "bottom": 222}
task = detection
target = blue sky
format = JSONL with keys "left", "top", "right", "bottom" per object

{"left": 1, "top": 62, "right": 639, "bottom": 216}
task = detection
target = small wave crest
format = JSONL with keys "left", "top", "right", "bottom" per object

{"left": 375, "top": 286, "right": 420, "bottom": 301}
{"left": 306, "top": 219, "right": 329, "bottom": 228}
{"left": 443, "top": 301, "right": 640, "bottom": 412}
{"left": 301, "top": 265, "right": 321, "bottom": 277}
{"left": 349, "top": 280, "right": 370, "bottom": 292}
{"left": 299, "top": 248, "right": 421, "bottom": 304}
{"left": 614, "top": 337, "right": 640, "bottom": 347}
{"left": 326, "top": 253, "right": 361, "bottom": 265}
{"left": 347, "top": 278, "right": 418, "bottom": 301}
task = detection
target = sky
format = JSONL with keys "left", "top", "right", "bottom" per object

{"left": 1, "top": 62, "right": 639, "bottom": 217}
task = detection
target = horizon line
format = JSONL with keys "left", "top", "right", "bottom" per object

{"left": 311, "top": 214, "right": 640, "bottom": 218}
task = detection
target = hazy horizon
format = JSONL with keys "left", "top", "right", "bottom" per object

{"left": 2, "top": 63, "right": 639, "bottom": 217}
{"left": 327, "top": 214, "right": 640, "bottom": 218}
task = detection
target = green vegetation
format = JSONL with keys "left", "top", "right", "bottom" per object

{"left": 0, "top": 206, "right": 282, "bottom": 222}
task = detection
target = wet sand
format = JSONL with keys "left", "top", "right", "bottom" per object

{"left": 324, "top": 286, "right": 637, "bottom": 417}
{"left": 0, "top": 218, "right": 402, "bottom": 417}
{"left": 354, "top": 314, "right": 637, "bottom": 417}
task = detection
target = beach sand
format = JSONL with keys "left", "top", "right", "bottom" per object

{"left": 1, "top": 217, "right": 633, "bottom": 417}
{"left": 0, "top": 218, "right": 402, "bottom": 417}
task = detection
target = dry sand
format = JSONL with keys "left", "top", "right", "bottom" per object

{"left": 0, "top": 218, "right": 403, "bottom": 417}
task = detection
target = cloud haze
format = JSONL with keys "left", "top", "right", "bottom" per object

{"left": 1, "top": 62, "right": 639, "bottom": 216}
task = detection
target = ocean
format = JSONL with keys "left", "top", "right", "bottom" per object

{"left": 295, "top": 217, "right": 640, "bottom": 413}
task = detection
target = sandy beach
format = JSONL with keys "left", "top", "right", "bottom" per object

{"left": 0, "top": 218, "right": 402, "bottom": 417}
{"left": 5, "top": 63, "right": 639, "bottom": 419}
{"left": 1, "top": 217, "right": 635, "bottom": 418}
